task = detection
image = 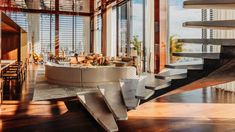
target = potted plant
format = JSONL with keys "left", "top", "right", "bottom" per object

{"left": 170, "top": 35, "right": 183, "bottom": 63}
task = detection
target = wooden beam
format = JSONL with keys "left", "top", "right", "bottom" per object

{"left": 55, "top": 0, "right": 59, "bottom": 57}
{"left": 0, "top": 7, "right": 91, "bottom": 16}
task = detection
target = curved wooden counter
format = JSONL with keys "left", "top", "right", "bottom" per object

{"left": 45, "top": 62, "right": 137, "bottom": 87}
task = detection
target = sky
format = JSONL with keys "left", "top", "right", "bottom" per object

{"left": 169, "top": 0, "right": 202, "bottom": 53}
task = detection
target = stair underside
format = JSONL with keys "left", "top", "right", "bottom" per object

{"left": 173, "top": 53, "right": 220, "bottom": 59}
{"left": 183, "top": 20, "right": 235, "bottom": 30}
{"left": 165, "top": 61, "right": 203, "bottom": 70}
{"left": 77, "top": 91, "right": 118, "bottom": 132}
{"left": 98, "top": 83, "right": 128, "bottom": 121}
{"left": 155, "top": 69, "right": 188, "bottom": 80}
{"left": 178, "top": 39, "right": 235, "bottom": 46}
{"left": 158, "top": 58, "right": 235, "bottom": 99}
{"left": 183, "top": 0, "right": 235, "bottom": 9}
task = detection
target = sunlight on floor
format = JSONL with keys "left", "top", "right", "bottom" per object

{"left": 128, "top": 102, "right": 235, "bottom": 120}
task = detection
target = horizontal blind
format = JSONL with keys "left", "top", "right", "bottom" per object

{"left": 40, "top": 14, "right": 55, "bottom": 54}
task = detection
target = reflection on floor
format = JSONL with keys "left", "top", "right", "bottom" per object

{"left": 1, "top": 64, "right": 235, "bottom": 132}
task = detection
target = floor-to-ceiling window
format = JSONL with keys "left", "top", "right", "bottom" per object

{"left": 118, "top": 2, "right": 129, "bottom": 57}
{"left": 40, "top": 14, "right": 89, "bottom": 56}
{"left": 40, "top": 14, "right": 55, "bottom": 54}
{"left": 117, "top": 0, "right": 146, "bottom": 71}
{"left": 169, "top": 0, "right": 202, "bottom": 63}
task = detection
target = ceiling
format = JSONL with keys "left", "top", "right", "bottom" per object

{"left": 0, "top": 0, "right": 90, "bottom": 13}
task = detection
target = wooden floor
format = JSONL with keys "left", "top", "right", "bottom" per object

{"left": 1, "top": 64, "right": 235, "bottom": 132}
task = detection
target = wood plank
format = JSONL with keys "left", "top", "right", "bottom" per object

{"left": 120, "top": 79, "right": 140, "bottom": 110}
{"left": 77, "top": 91, "right": 118, "bottom": 132}
{"left": 135, "top": 76, "right": 155, "bottom": 100}
{"left": 98, "top": 83, "right": 128, "bottom": 120}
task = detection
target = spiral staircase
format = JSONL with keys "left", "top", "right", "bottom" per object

{"left": 40, "top": 1, "right": 235, "bottom": 131}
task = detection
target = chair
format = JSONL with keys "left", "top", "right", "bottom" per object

{"left": 2, "top": 63, "right": 22, "bottom": 88}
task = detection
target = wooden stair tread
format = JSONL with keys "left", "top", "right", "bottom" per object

{"left": 155, "top": 69, "right": 187, "bottom": 80}
{"left": 178, "top": 39, "right": 235, "bottom": 46}
{"left": 120, "top": 79, "right": 140, "bottom": 110}
{"left": 173, "top": 52, "right": 220, "bottom": 59}
{"left": 98, "top": 83, "right": 128, "bottom": 120}
{"left": 135, "top": 76, "right": 155, "bottom": 100}
{"left": 183, "top": 0, "right": 235, "bottom": 9}
{"left": 183, "top": 20, "right": 235, "bottom": 30}
{"left": 77, "top": 91, "right": 118, "bottom": 132}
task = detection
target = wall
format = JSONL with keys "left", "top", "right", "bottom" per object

{"left": 21, "top": 30, "right": 28, "bottom": 61}
{"left": 1, "top": 32, "right": 19, "bottom": 60}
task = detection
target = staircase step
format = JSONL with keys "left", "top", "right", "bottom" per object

{"left": 173, "top": 52, "right": 220, "bottom": 59}
{"left": 120, "top": 79, "right": 140, "bottom": 110}
{"left": 155, "top": 69, "right": 188, "bottom": 80}
{"left": 98, "top": 83, "right": 128, "bottom": 121}
{"left": 178, "top": 39, "right": 235, "bottom": 46}
{"left": 135, "top": 76, "right": 155, "bottom": 100}
{"left": 165, "top": 61, "right": 203, "bottom": 70}
{"left": 77, "top": 91, "right": 118, "bottom": 132}
{"left": 183, "top": 20, "right": 235, "bottom": 30}
{"left": 183, "top": 0, "right": 235, "bottom": 9}
{"left": 145, "top": 74, "right": 171, "bottom": 90}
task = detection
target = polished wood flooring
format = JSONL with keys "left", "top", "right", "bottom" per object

{"left": 1, "top": 64, "right": 235, "bottom": 132}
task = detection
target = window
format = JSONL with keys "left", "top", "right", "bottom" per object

{"left": 40, "top": 14, "right": 55, "bottom": 54}
{"left": 169, "top": 0, "right": 202, "bottom": 63}
{"left": 6, "top": 11, "right": 28, "bottom": 32}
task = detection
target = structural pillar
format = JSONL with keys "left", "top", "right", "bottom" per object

{"left": 101, "top": 0, "right": 107, "bottom": 56}
{"left": 55, "top": 0, "right": 59, "bottom": 57}
{"left": 154, "top": 0, "right": 167, "bottom": 73}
